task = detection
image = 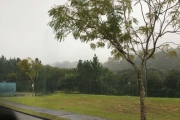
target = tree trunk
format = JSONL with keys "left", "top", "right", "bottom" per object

{"left": 90, "top": 79, "right": 92, "bottom": 94}
{"left": 32, "top": 81, "right": 34, "bottom": 96}
{"left": 32, "top": 80, "right": 35, "bottom": 96}
{"left": 137, "top": 71, "right": 146, "bottom": 120}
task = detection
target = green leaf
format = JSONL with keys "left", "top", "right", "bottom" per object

{"left": 97, "top": 42, "right": 105, "bottom": 48}
{"left": 129, "top": 55, "right": 135, "bottom": 61}
{"left": 111, "top": 49, "right": 124, "bottom": 59}
{"left": 132, "top": 18, "right": 138, "bottom": 24}
{"left": 177, "top": 45, "right": 180, "bottom": 50}
{"left": 90, "top": 43, "right": 96, "bottom": 50}
{"left": 151, "top": 54, "right": 155, "bottom": 59}
{"left": 138, "top": 26, "right": 150, "bottom": 35}
{"left": 168, "top": 50, "right": 177, "bottom": 57}
{"left": 145, "top": 12, "right": 154, "bottom": 19}
{"left": 162, "top": 44, "right": 170, "bottom": 51}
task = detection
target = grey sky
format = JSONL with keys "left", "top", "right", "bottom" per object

{"left": 0, "top": 0, "right": 179, "bottom": 65}
{"left": 0, "top": 0, "right": 111, "bottom": 64}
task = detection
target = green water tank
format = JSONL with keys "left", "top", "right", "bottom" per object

{"left": 0, "top": 82, "right": 16, "bottom": 97}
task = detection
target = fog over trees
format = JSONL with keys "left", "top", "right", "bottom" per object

{"left": 51, "top": 48, "right": 180, "bottom": 71}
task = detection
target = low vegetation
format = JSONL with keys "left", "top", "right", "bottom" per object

{"left": 2, "top": 93, "right": 180, "bottom": 120}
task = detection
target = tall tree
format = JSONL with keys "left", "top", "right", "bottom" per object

{"left": 163, "top": 69, "right": 180, "bottom": 97}
{"left": 34, "top": 58, "right": 42, "bottom": 95}
{"left": 48, "top": 0, "right": 180, "bottom": 119}
{"left": 0, "top": 55, "right": 6, "bottom": 81}
{"left": 77, "top": 60, "right": 93, "bottom": 93}
{"left": 91, "top": 54, "right": 103, "bottom": 93}
{"left": 17, "top": 58, "right": 42, "bottom": 96}
{"left": 77, "top": 55, "right": 103, "bottom": 93}
{"left": 91, "top": 54, "right": 102, "bottom": 80}
{"left": 146, "top": 69, "right": 163, "bottom": 97}
{"left": 6, "top": 73, "right": 17, "bottom": 82}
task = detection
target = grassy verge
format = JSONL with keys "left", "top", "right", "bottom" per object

{"left": 2, "top": 93, "right": 180, "bottom": 120}
{"left": 0, "top": 103, "right": 66, "bottom": 120}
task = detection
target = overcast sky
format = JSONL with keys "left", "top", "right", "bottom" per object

{"left": 0, "top": 0, "right": 179, "bottom": 65}
{"left": 0, "top": 0, "right": 112, "bottom": 64}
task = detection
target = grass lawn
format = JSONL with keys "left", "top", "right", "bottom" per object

{"left": 1, "top": 93, "right": 180, "bottom": 120}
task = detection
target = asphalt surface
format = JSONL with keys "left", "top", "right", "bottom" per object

{"left": 14, "top": 111, "right": 44, "bottom": 120}
{"left": 0, "top": 99, "right": 108, "bottom": 120}
{"left": 0, "top": 106, "right": 44, "bottom": 120}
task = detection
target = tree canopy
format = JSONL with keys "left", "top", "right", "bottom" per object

{"left": 49, "top": 0, "right": 180, "bottom": 70}
{"left": 48, "top": 0, "right": 180, "bottom": 119}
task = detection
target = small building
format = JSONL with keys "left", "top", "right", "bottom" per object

{"left": 0, "top": 82, "right": 16, "bottom": 97}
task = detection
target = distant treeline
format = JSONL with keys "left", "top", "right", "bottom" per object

{"left": 51, "top": 49, "right": 180, "bottom": 71}
{"left": 0, "top": 52, "right": 180, "bottom": 97}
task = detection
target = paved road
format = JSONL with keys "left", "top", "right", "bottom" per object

{"left": 0, "top": 106, "right": 44, "bottom": 120}
{"left": 14, "top": 111, "right": 44, "bottom": 120}
{"left": 0, "top": 99, "right": 108, "bottom": 120}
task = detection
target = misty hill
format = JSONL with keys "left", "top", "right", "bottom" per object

{"left": 51, "top": 61, "right": 78, "bottom": 68}
{"left": 103, "top": 49, "right": 180, "bottom": 71}
{"left": 51, "top": 49, "right": 180, "bottom": 70}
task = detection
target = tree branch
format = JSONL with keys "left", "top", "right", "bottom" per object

{"left": 162, "top": 30, "right": 180, "bottom": 35}
{"left": 139, "top": 0, "right": 148, "bottom": 35}
{"left": 129, "top": 36, "right": 142, "bottom": 58}
{"left": 159, "top": 3, "right": 169, "bottom": 35}
{"left": 157, "top": 42, "right": 180, "bottom": 48}
{"left": 146, "top": 34, "right": 160, "bottom": 60}
{"left": 160, "top": 1, "right": 180, "bottom": 14}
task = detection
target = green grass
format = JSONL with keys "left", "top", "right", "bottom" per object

{"left": 2, "top": 93, "right": 180, "bottom": 120}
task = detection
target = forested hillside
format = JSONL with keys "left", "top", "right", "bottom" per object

{"left": 103, "top": 49, "right": 180, "bottom": 71}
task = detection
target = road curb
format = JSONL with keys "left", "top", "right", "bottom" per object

{"left": 0, "top": 105, "right": 50, "bottom": 120}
